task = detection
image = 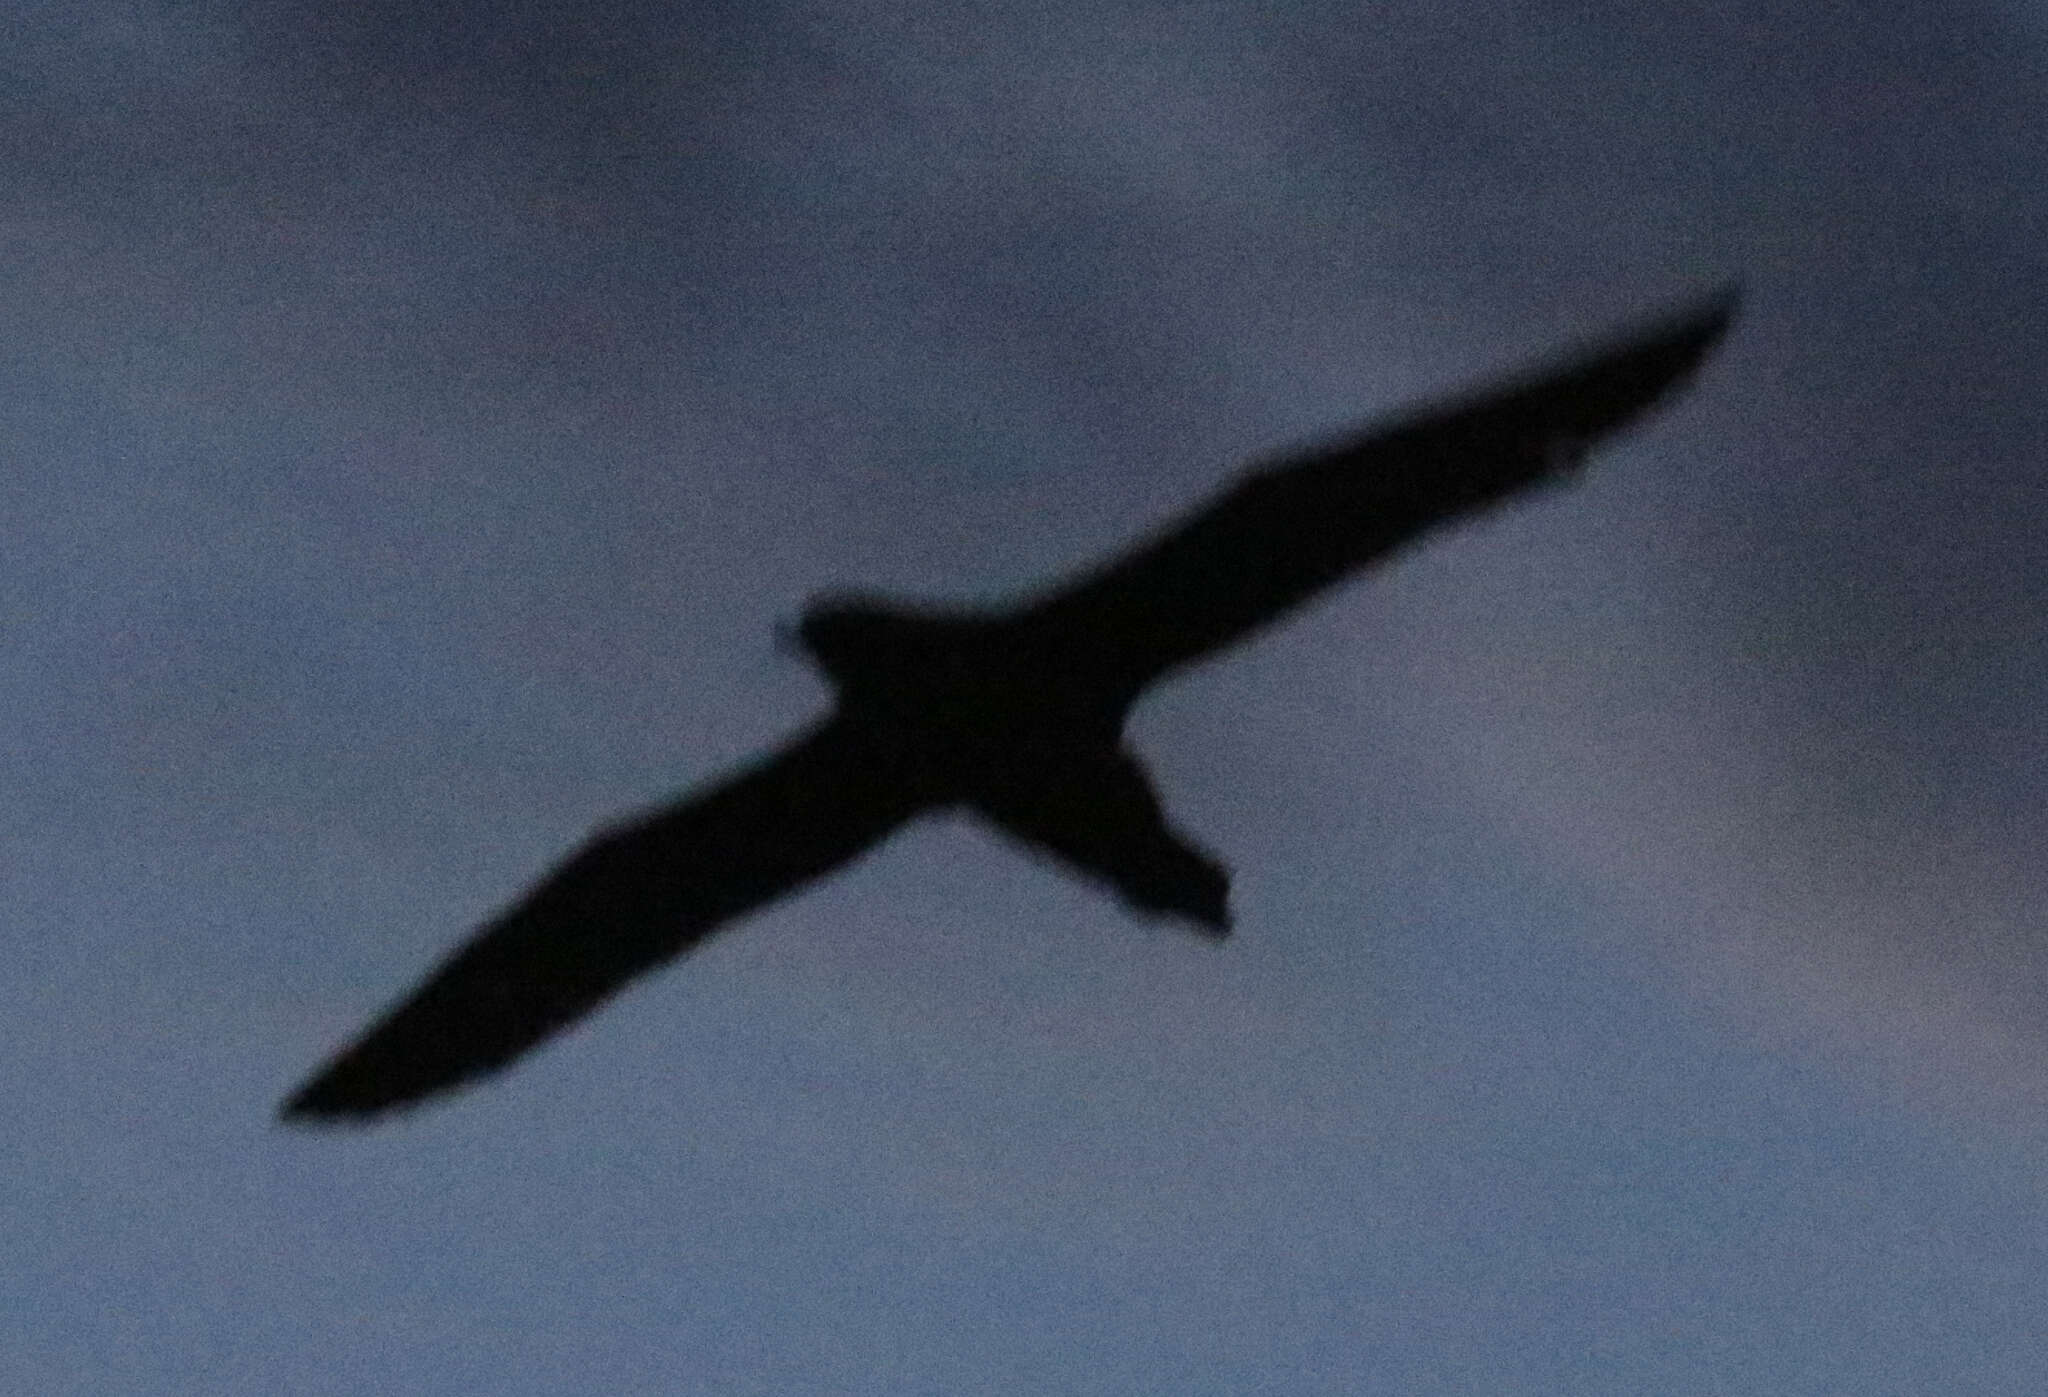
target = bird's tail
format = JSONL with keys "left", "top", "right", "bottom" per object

{"left": 967, "top": 744, "right": 1232, "bottom": 935}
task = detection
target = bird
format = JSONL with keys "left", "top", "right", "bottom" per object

{"left": 282, "top": 287, "right": 1738, "bottom": 1122}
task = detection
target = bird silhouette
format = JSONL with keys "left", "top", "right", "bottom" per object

{"left": 283, "top": 288, "right": 1738, "bottom": 1122}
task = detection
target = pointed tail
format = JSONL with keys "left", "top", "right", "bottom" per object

{"left": 967, "top": 743, "right": 1231, "bottom": 935}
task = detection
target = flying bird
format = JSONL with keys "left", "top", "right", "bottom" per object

{"left": 284, "top": 288, "right": 1738, "bottom": 1122}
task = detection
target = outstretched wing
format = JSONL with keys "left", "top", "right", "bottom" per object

{"left": 282, "top": 718, "right": 927, "bottom": 1122}
{"left": 1008, "top": 288, "right": 1737, "bottom": 701}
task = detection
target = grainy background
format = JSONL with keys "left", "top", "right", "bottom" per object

{"left": 3, "top": 2, "right": 2043, "bottom": 1390}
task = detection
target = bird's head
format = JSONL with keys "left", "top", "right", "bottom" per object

{"left": 784, "top": 592, "right": 992, "bottom": 701}
{"left": 783, "top": 593, "right": 910, "bottom": 690}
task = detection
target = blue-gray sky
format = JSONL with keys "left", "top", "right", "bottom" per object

{"left": 4, "top": 1, "right": 2045, "bottom": 1391}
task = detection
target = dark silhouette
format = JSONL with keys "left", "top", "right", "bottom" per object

{"left": 283, "top": 288, "right": 1738, "bottom": 1121}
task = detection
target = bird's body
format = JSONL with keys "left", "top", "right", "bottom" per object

{"left": 285, "top": 289, "right": 1738, "bottom": 1122}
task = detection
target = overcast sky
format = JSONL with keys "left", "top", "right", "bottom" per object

{"left": 4, "top": 1, "right": 2045, "bottom": 1391}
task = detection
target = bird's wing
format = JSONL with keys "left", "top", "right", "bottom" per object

{"left": 282, "top": 718, "right": 925, "bottom": 1122}
{"left": 1007, "top": 289, "right": 1737, "bottom": 701}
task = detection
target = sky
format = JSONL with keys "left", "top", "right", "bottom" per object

{"left": 3, "top": 0, "right": 2044, "bottom": 1391}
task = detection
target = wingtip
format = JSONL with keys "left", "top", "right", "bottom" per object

{"left": 278, "top": 1084, "right": 431, "bottom": 1128}
{"left": 1522, "top": 281, "right": 1742, "bottom": 445}
{"left": 277, "top": 1051, "right": 449, "bottom": 1126}
{"left": 276, "top": 1078, "right": 374, "bottom": 1127}
{"left": 277, "top": 1103, "right": 356, "bottom": 1129}
{"left": 1665, "top": 279, "right": 1743, "bottom": 353}
{"left": 1690, "top": 278, "right": 1743, "bottom": 320}
{"left": 1621, "top": 280, "right": 1742, "bottom": 365}
{"left": 278, "top": 1100, "right": 348, "bottom": 1129}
